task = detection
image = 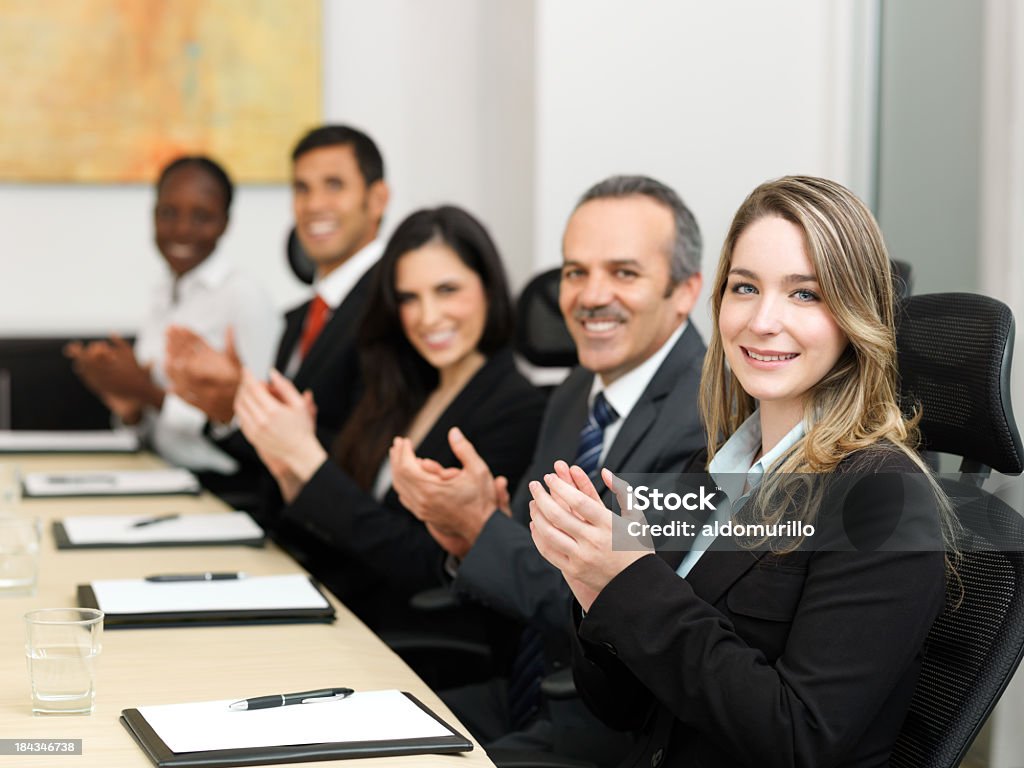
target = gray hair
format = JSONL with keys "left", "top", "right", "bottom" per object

{"left": 576, "top": 175, "right": 702, "bottom": 285}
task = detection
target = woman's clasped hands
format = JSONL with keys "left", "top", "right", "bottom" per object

{"left": 528, "top": 460, "right": 653, "bottom": 612}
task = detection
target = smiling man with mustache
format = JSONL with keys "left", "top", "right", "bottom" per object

{"left": 388, "top": 175, "right": 707, "bottom": 765}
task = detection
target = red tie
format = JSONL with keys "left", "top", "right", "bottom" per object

{"left": 299, "top": 295, "right": 330, "bottom": 359}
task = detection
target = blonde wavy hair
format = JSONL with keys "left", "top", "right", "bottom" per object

{"left": 699, "top": 176, "right": 959, "bottom": 557}
{"left": 700, "top": 175, "right": 916, "bottom": 471}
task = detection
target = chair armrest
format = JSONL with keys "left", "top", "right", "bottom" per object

{"left": 379, "top": 630, "right": 492, "bottom": 661}
{"left": 378, "top": 630, "right": 496, "bottom": 690}
{"left": 409, "top": 585, "right": 460, "bottom": 612}
{"left": 540, "top": 667, "right": 577, "bottom": 700}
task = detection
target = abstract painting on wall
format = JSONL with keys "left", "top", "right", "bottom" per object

{"left": 0, "top": 0, "right": 320, "bottom": 182}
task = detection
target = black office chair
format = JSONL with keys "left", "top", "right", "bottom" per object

{"left": 514, "top": 267, "right": 577, "bottom": 370}
{"left": 381, "top": 605, "right": 510, "bottom": 691}
{"left": 0, "top": 337, "right": 119, "bottom": 430}
{"left": 891, "top": 292, "right": 1024, "bottom": 768}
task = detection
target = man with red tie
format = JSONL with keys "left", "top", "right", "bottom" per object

{"left": 165, "top": 125, "right": 389, "bottom": 531}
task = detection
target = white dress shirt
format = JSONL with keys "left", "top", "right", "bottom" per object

{"left": 133, "top": 250, "right": 282, "bottom": 474}
{"left": 675, "top": 411, "right": 806, "bottom": 578}
{"left": 281, "top": 238, "right": 384, "bottom": 378}
{"left": 587, "top": 322, "right": 687, "bottom": 465}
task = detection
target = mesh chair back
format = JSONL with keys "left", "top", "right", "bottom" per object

{"left": 896, "top": 293, "right": 1023, "bottom": 475}
{"left": 515, "top": 268, "right": 577, "bottom": 368}
{"left": 891, "top": 292, "right": 1024, "bottom": 767}
{"left": 891, "top": 482, "right": 1024, "bottom": 768}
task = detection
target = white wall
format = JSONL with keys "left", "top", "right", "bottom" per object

{"left": 0, "top": 182, "right": 298, "bottom": 336}
{"left": 0, "top": 0, "right": 873, "bottom": 338}
{"left": 532, "top": 0, "right": 876, "bottom": 337}
{"left": 321, "top": 0, "right": 536, "bottom": 289}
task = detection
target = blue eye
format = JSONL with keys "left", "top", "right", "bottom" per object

{"left": 730, "top": 282, "right": 757, "bottom": 295}
{"left": 793, "top": 288, "right": 819, "bottom": 302}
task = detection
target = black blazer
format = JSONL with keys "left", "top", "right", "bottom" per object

{"left": 281, "top": 348, "right": 545, "bottom": 631}
{"left": 571, "top": 448, "right": 947, "bottom": 768}
{"left": 274, "top": 267, "right": 376, "bottom": 443}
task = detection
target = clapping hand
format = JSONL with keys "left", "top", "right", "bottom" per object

{"left": 165, "top": 326, "right": 242, "bottom": 423}
{"left": 389, "top": 428, "right": 509, "bottom": 556}
{"left": 234, "top": 368, "right": 324, "bottom": 500}
{"left": 529, "top": 461, "right": 653, "bottom": 612}
{"left": 65, "top": 335, "right": 161, "bottom": 420}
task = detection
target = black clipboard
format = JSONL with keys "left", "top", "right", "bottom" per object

{"left": 53, "top": 521, "right": 266, "bottom": 550}
{"left": 120, "top": 692, "right": 473, "bottom": 767}
{"left": 76, "top": 580, "right": 336, "bottom": 629}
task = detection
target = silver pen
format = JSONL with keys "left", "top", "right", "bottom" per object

{"left": 229, "top": 687, "right": 354, "bottom": 711}
{"left": 132, "top": 513, "right": 181, "bottom": 528}
{"left": 144, "top": 572, "right": 246, "bottom": 582}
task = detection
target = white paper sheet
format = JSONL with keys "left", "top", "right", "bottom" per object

{"left": 90, "top": 573, "right": 329, "bottom": 614}
{"left": 61, "top": 511, "right": 264, "bottom": 546}
{"left": 23, "top": 468, "right": 200, "bottom": 497}
{"left": 0, "top": 429, "right": 139, "bottom": 453}
{"left": 137, "top": 690, "right": 452, "bottom": 753}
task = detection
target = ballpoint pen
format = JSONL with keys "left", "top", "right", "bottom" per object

{"left": 144, "top": 572, "right": 246, "bottom": 582}
{"left": 229, "top": 688, "right": 354, "bottom": 711}
{"left": 132, "top": 513, "right": 181, "bottom": 528}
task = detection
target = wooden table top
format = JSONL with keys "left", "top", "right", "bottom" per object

{"left": 0, "top": 452, "right": 492, "bottom": 767}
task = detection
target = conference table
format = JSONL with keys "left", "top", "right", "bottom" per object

{"left": 0, "top": 451, "right": 494, "bottom": 767}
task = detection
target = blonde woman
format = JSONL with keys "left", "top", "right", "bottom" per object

{"left": 528, "top": 176, "right": 949, "bottom": 768}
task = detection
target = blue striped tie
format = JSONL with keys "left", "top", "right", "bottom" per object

{"left": 574, "top": 392, "right": 619, "bottom": 480}
{"left": 507, "top": 391, "right": 619, "bottom": 730}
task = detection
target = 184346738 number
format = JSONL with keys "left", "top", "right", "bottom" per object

{"left": 0, "top": 739, "right": 82, "bottom": 754}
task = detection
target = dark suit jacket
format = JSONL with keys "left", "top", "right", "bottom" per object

{"left": 281, "top": 348, "right": 545, "bottom": 632}
{"left": 455, "top": 323, "right": 707, "bottom": 639}
{"left": 215, "top": 268, "right": 376, "bottom": 526}
{"left": 572, "top": 448, "right": 946, "bottom": 768}
{"left": 274, "top": 269, "right": 375, "bottom": 443}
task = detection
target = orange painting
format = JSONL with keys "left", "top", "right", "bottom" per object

{"left": 0, "top": 0, "right": 320, "bottom": 182}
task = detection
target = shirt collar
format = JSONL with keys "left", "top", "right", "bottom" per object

{"left": 708, "top": 409, "right": 806, "bottom": 503}
{"left": 588, "top": 321, "right": 687, "bottom": 419}
{"left": 313, "top": 238, "right": 384, "bottom": 309}
{"left": 161, "top": 249, "right": 232, "bottom": 296}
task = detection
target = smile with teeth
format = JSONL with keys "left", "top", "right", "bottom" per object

{"left": 166, "top": 244, "right": 194, "bottom": 260}
{"left": 306, "top": 220, "right": 338, "bottom": 237}
{"left": 745, "top": 348, "right": 798, "bottom": 362}
{"left": 423, "top": 329, "right": 456, "bottom": 347}
{"left": 580, "top": 318, "right": 623, "bottom": 333}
